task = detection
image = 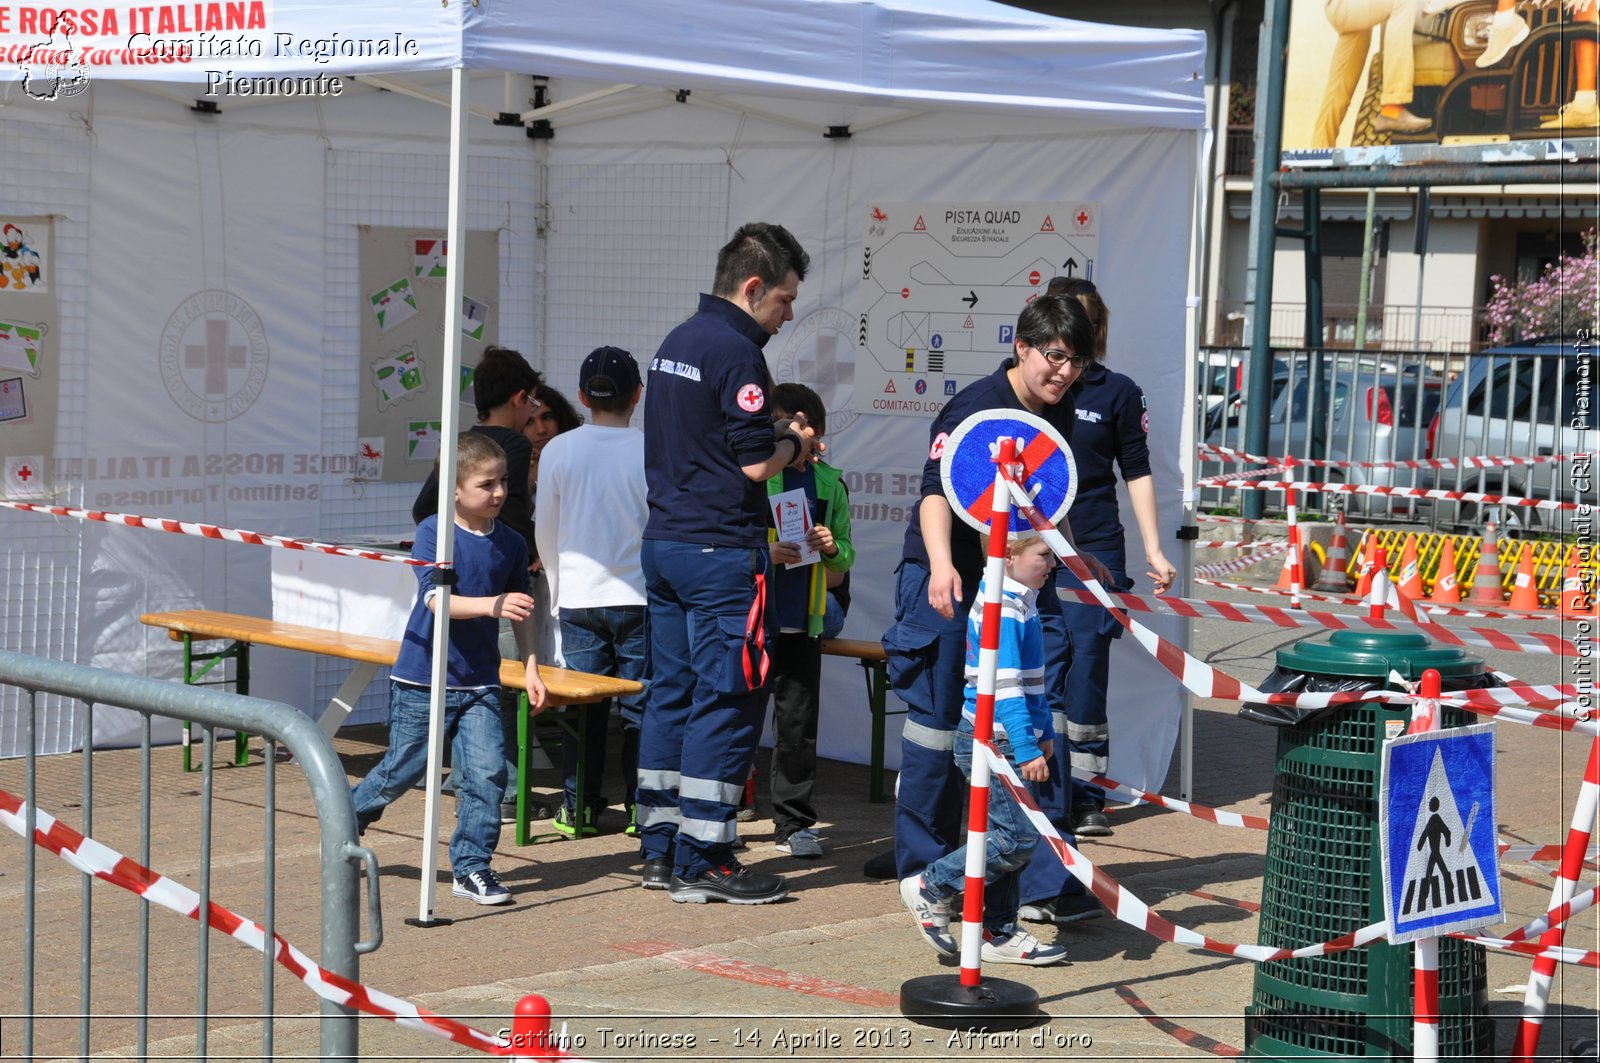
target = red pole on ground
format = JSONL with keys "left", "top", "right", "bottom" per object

{"left": 508, "top": 993, "right": 555, "bottom": 1060}
{"left": 957, "top": 437, "right": 1018, "bottom": 988}
{"left": 1367, "top": 547, "right": 1390, "bottom": 621}
{"left": 1408, "top": 668, "right": 1442, "bottom": 1062}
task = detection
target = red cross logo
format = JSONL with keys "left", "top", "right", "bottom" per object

{"left": 16, "top": 464, "right": 32, "bottom": 482}
{"left": 929, "top": 432, "right": 948, "bottom": 461}
{"left": 737, "top": 384, "right": 765, "bottom": 413}
{"left": 1076, "top": 210, "right": 1090, "bottom": 227}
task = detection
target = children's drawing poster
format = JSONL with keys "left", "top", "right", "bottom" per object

{"left": 357, "top": 227, "right": 499, "bottom": 483}
{"left": 0, "top": 216, "right": 57, "bottom": 487}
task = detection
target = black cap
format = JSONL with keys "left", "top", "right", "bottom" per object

{"left": 578, "top": 346, "right": 641, "bottom": 399}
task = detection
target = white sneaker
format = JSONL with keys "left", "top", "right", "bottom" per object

{"left": 981, "top": 927, "right": 1069, "bottom": 966}
{"left": 1476, "top": 10, "right": 1529, "bottom": 68}
{"left": 899, "top": 875, "right": 958, "bottom": 957}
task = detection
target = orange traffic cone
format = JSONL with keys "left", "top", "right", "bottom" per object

{"left": 1396, "top": 534, "right": 1424, "bottom": 601}
{"left": 1429, "top": 538, "right": 1461, "bottom": 605}
{"left": 1313, "top": 511, "right": 1353, "bottom": 592}
{"left": 1508, "top": 546, "right": 1541, "bottom": 611}
{"left": 1560, "top": 549, "right": 1595, "bottom": 617}
{"left": 1468, "top": 523, "right": 1506, "bottom": 606}
{"left": 1354, "top": 532, "right": 1379, "bottom": 598}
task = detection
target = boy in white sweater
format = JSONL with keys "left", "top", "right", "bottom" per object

{"left": 534, "top": 347, "right": 650, "bottom": 837}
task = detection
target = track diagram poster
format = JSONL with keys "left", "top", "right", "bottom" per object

{"left": 0, "top": 216, "right": 57, "bottom": 497}
{"left": 357, "top": 227, "right": 499, "bottom": 483}
{"left": 855, "top": 202, "right": 1100, "bottom": 419}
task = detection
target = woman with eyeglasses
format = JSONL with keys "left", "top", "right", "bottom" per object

{"left": 883, "top": 293, "right": 1115, "bottom": 958}
{"left": 1013, "top": 277, "right": 1177, "bottom": 925}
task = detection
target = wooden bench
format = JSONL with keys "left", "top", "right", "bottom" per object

{"left": 139, "top": 609, "right": 643, "bottom": 845}
{"left": 818, "top": 637, "right": 899, "bottom": 803}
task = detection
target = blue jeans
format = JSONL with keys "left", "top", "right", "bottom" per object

{"left": 637, "top": 539, "right": 771, "bottom": 878}
{"left": 351, "top": 681, "right": 505, "bottom": 878}
{"left": 919, "top": 724, "right": 1040, "bottom": 936}
{"left": 558, "top": 605, "right": 650, "bottom": 814}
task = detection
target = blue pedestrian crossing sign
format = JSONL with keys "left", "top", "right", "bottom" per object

{"left": 939, "top": 409, "right": 1076, "bottom": 538}
{"left": 1379, "top": 724, "right": 1502, "bottom": 944}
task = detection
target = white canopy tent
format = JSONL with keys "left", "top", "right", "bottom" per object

{"left": 0, "top": 1, "right": 1206, "bottom": 917}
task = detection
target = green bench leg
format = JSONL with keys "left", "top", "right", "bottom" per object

{"left": 180, "top": 634, "right": 252, "bottom": 773}
{"left": 513, "top": 699, "right": 591, "bottom": 845}
{"left": 863, "top": 659, "right": 897, "bottom": 804}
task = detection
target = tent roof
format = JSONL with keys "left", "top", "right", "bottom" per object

{"left": 2, "top": 0, "right": 1204, "bottom": 128}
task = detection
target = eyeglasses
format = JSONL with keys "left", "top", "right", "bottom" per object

{"left": 1034, "top": 346, "right": 1092, "bottom": 369}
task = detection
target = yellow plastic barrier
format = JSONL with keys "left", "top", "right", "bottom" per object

{"left": 1343, "top": 529, "right": 1597, "bottom": 607}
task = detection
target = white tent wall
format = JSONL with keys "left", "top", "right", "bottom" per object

{"left": 530, "top": 105, "right": 1195, "bottom": 789}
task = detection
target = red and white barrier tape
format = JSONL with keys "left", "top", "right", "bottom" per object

{"left": 0, "top": 787, "right": 571, "bottom": 1059}
{"left": 991, "top": 746, "right": 1600, "bottom": 972}
{"left": 0, "top": 500, "right": 433, "bottom": 567}
{"left": 1079, "top": 772, "right": 1271, "bottom": 830}
{"left": 981, "top": 743, "right": 1390, "bottom": 962}
{"left": 1004, "top": 480, "right": 1416, "bottom": 714}
{"left": 1194, "top": 477, "right": 1579, "bottom": 513}
{"left": 1194, "top": 540, "right": 1284, "bottom": 550}
{"left": 1198, "top": 443, "right": 1588, "bottom": 473}
{"left": 1193, "top": 542, "right": 1290, "bottom": 579}
{"left": 1194, "top": 577, "right": 1553, "bottom": 623}
{"left": 1058, "top": 585, "right": 1574, "bottom": 657}
{"left": 1195, "top": 515, "right": 1288, "bottom": 526}
{"left": 1500, "top": 842, "right": 1600, "bottom": 867}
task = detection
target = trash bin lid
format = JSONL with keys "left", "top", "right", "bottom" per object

{"left": 1274, "top": 630, "right": 1485, "bottom": 681}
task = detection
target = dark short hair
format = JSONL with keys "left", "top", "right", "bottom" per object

{"left": 454, "top": 430, "right": 506, "bottom": 479}
{"left": 473, "top": 347, "right": 542, "bottom": 420}
{"left": 771, "top": 381, "right": 826, "bottom": 436}
{"left": 1045, "top": 277, "right": 1109, "bottom": 359}
{"left": 534, "top": 384, "right": 585, "bottom": 432}
{"left": 712, "top": 222, "right": 809, "bottom": 297}
{"left": 1015, "top": 294, "right": 1095, "bottom": 364}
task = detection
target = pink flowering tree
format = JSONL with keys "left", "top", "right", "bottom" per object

{"left": 1484, "top": 228, "right": 1598, "bottom": 343}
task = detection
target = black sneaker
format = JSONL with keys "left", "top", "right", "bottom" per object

{"left": 668, "top": 860, "right": 788, "bottom": 904}
{"left": 1072, "top": 808, "right": 1113, "bottom": 837}
{"left": 641, "top": 857, "right": 673, "bottom": 890}
{"left": 452, "top": 868, "right": 512, "bottom": 906}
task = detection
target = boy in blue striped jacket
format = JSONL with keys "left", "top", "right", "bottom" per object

{"left": 898, "top": 534, "right": 1068, "bottom": 966}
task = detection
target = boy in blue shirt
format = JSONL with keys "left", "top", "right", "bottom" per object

{"left": 899, "top": 534, "right": 1068, "bottom": 966}
{"left": 352, "top": 432, "right": 549, "bottom": 905}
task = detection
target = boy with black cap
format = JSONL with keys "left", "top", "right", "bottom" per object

{"left": 534, "top": 347, "right": 650, "bottom": 836}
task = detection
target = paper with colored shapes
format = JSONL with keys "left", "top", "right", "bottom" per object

{"left": 770, "top": 487, "right": 820, "bottom": 567}
{"left": 414, "top": 238, "right": 447, "bottom": 278}
{"left": 0, "top": 376, "right": 27, "bottom": 422}
{"left": 407, "top": 421, "right": 442, "bottom": 463}
{"left": 0, "top": 320, "right": 43, "bottom": 377}
{"left": 462, "top": 295, "right": 491, "bottom": 341}
{"left": 0, "top": 220, "right": 46, "bottom": 293}
{"left": 355, "top": 437, "right": 384, "bottom": 481}
{"left": 370, "top": 345, "right": 426, "bottom": 410}
{"left": 369, "top": 278, "right": 419, "bottom": 332}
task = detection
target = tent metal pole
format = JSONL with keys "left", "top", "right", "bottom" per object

{"left": 688, "top": 91, "right": 820, "bottom": 133}
{"left": 412, "top": 63, "right": 471, "bottom": 930}
{"left": 355, "top": 72, "right": 501, "bottom": 122}
{"left": 519, "top": 83, "right": 641, "bottom": 123}
{"left": 1178, "top": 125, "right": 1209, "bottom": 802}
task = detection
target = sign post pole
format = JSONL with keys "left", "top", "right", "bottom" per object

{"left": 1406, "top": 668, "right": 1443, "bottom": 1063}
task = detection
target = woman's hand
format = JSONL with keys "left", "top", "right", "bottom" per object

{"left": 1146, "top": 550, "right": 1177, "bottom": 595}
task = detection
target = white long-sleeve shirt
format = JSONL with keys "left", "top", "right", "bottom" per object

{"left": 534, "top": 423, "right": 648, "bottom": 611}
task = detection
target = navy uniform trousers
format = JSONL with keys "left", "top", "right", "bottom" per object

{"left": 636, "top": 539, "right": 771, "bottom": 879}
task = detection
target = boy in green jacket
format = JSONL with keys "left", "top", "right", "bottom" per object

{"left": 763, "top": 383, "right": 854, "bottom": 859}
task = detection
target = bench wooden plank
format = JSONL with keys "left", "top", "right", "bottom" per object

{"left": 819, "top": 637, "right": 886, "bottom": 662}
{"left": 140, "top": 610, "right": 641, "bottom": 704}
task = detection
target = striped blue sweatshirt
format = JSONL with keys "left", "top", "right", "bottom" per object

{"left": 962, "top": 576, "right": 1054, "bottom": 764}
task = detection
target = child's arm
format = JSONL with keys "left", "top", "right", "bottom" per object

{"left": 510, "top": 613, "right": 548, "bottom": 713}
{"left": 812, "top": 474, "right": 854, "bottom": 574}
{"left": 426, "top": 590, "right": 535, "bottom": 623}
{"left": 1019, "top": 746, "right": 1051, "bottom": 782}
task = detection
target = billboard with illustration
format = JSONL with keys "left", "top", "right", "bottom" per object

{"left": 1282, "top": 0, "right": 1599, "bottom": 166}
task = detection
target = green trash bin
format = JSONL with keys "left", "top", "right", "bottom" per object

{"left": 1241, "top": 630, "right": 1495, "bottom": 1061}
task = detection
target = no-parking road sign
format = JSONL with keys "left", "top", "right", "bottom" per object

{"left": 939, "top": 409, "right": 1076, "bottom": 537}
{"left": 1380, "top": 724, "right": 1502, "bottom": 944}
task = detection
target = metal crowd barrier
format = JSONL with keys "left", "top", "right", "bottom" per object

{"left": 0, "top": 648, "right": 379, "bottom": 1061}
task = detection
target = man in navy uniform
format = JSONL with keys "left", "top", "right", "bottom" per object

{"left": 637, "top": 222, "right": 819, "bottom": 905}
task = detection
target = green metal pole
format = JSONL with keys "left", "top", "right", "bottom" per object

{"left": 1353, "top": 188, "right": 1376, "bottom": 352}
{"left": 1242, "top": 0, "right": 1291, "bottom": 519}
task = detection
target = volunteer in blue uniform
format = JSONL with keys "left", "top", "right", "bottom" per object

{"left": 637, "top": 222, "right": 818, "bottom": 906}
{"left": 883, "top": 293, "right": 1109, "bottom": 926}
{"left": 1016, "top": 277, "right": 1177, "bottom": 923}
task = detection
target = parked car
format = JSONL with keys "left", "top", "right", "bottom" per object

{"left": 1425, "top": 339, "right": 1596, "bottom": 534}
{"left": 1205, "top": 356, "right": 1443, "bottom": 516}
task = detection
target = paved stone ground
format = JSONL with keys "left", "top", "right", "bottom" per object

{"left": 1, "top": 578, "right": 1596, "bottom": 1061}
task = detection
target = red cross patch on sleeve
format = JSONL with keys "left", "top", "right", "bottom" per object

{"left": 737, "top": 384, "right": 765, "bottom": 412}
